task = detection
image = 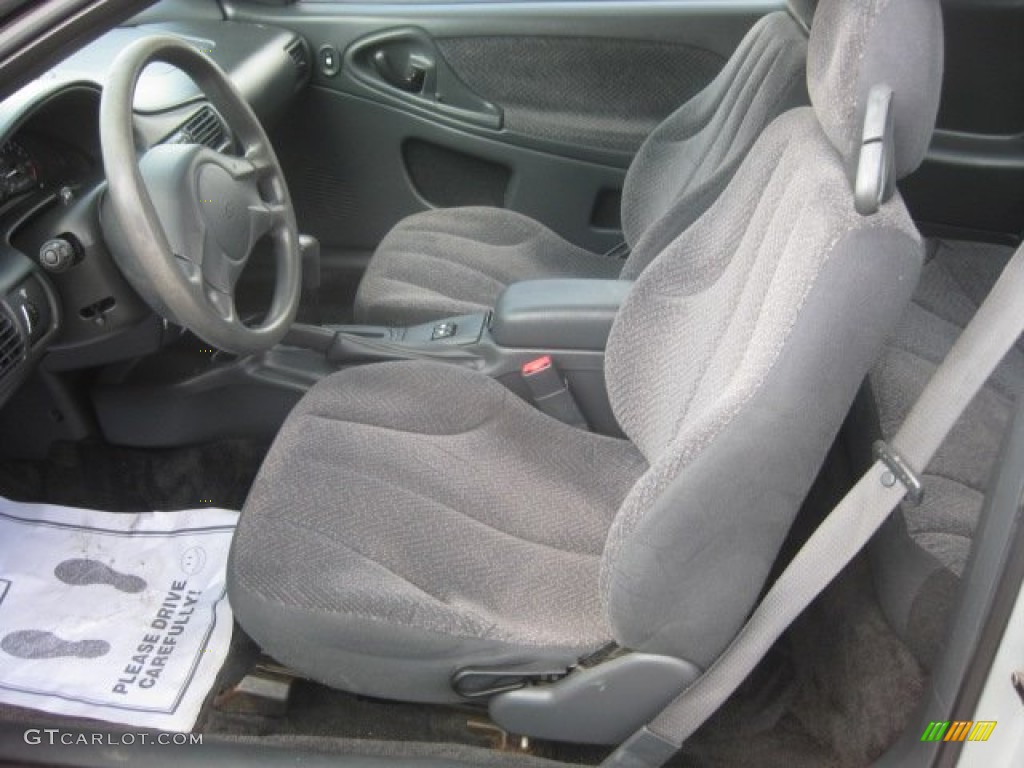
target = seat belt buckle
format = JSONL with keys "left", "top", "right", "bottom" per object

{"left": 872, "top": 440, "right": 924, "bottom": 506}
{"left": 521, "top": 356, "right": 589, "bottom": 429}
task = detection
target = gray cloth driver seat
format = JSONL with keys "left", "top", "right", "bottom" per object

{"left": 229, "top": 0, "right": 942, "bottom": 709}
{"left": 353, "top": 3, "right": 814, "bottom": 327}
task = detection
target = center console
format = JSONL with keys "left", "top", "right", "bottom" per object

{"left": 93, "top": 277, "right": 633, "bottom": 446}
{"left": 285, "top": 278, "right": 631, "bottom": 434}
{"left": 491, "top": 279, "right": 632, "bottom": 351}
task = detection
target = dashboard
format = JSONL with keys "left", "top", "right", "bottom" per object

{"left": 0, "top": 19, "right": 310, "bottom": 410}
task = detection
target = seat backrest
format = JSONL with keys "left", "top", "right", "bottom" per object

{"left": 619, "top": 2, "right": 814, "bottom": 279}
{"left": 601, "top": 0, "right": 943, "bottom": 668}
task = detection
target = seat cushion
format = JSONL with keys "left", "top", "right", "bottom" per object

{"left": 870, "top": 238, "right": 1024, "bottom": 667}
{"left": 353, "top": 207, "right": 621, "bottom": 327}
{"left": 228, "top": 361, "right": 647, "bottom": 702}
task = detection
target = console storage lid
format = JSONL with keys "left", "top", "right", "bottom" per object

{"left": 490, "top": 279, "right": 633, "bottom": 351}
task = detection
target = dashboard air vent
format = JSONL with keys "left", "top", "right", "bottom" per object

{"left": 0, "top": 306, "right": 26, "bottom": 382}
{"left": 286, "top": 39, "right": 310, "bottom": 78}
{"left": 177, "top": 106, "right": 229, "bottom": 150}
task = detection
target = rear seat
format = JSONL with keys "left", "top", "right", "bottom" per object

{"left": 868, "top": 238, "right": 1023, "bottom": 668}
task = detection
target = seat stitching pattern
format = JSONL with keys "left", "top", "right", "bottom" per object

{"left": 880, "top": 341, "right": 1018, "bottom": 407}
{"left": 303, "top": 398, "right": 503, "bottom": 438}
{"left": 376, "top": 249, "right": 512, "bottom": 293}
{"left": 365, "top": 278, "right": 490, "bottom": 313}
{"left": 918, "top": 470, "right": 988, "bottom": 499}
{"left": 294, "top": 420, "right": 607, "bottom": 557}
{"left": 688, "top": 37, "right": 791, "bottom": 186}
{"left": 259, "top": 514, "right": 497, "bottom": 638}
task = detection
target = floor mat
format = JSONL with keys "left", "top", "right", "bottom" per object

{"left": 0, "top": 497, "right": 237, "bottom": 731}
{"left": 0, "top": 439, "right": 268, "bottom": 513}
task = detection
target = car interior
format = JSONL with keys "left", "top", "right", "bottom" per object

{"left": 0, "top": 0, "right": 1022, "bottom": 766}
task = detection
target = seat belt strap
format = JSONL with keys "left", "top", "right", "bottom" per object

{"left": 602, "top": 242, "right": 1024, "bottom": 768}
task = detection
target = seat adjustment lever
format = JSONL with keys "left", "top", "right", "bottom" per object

{"left": 451, "top": 662, "right": 571, "bottom": 699}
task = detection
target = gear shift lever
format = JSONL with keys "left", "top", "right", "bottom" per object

{"left": 297, "top": 234, "right": 321, "bottom": 326}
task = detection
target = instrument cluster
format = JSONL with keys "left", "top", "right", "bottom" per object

{"left": 0, "top": 140, "right": 41, "bottom": 205}
{"left": 0, "top": 134, "right": 95, "bottom": 208}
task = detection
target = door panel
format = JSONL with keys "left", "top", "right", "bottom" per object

{"left": 270, "top": 87, "right": 631, "bottom": 253}
{"left": 434, "top": 35, "right": 724, "bottom": 155}
{"left": 223, "top": 0, "right": 780, "bottom": 314}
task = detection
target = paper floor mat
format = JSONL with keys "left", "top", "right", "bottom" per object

{"left": 0, "top": 497, "right": 238, "bottom": 731}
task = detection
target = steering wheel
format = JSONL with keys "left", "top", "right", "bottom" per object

{"left": 99, "top": 36, "right": 300, "bottom": 355}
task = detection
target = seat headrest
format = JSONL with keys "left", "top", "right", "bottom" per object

{"left": 808, "top": 0, "right": 943, "bottom": 181}
{"left": 786, "top": 0, "right": 818, "bottom": 32}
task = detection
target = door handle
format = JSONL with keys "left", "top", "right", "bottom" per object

{"left": 371, "top": 49, "right": 431, "bottom": 94}
{"left": 345, "top": 27, "right": 503, "bottom": 131}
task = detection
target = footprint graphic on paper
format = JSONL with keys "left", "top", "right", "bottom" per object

{"left": 1, "top": 630, "right": 109, "bottom": 659}
{"left": 54, "top": 558, "right": 147, "bottom": 594}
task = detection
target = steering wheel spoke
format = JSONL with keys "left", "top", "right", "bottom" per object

{"left": 219, "top": 146, "right": 275, "bottom": 183}
{"left": 201, "top": 237, "right": 238, "bottom": 289}
{"left": 204, "top": 284, "right": 238, "bottom": 324}
{"left": 249, "top": 199, "right": 289, "bottom": 241}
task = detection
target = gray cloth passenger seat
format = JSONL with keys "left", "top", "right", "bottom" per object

{"left": 869, "top": 238, "right": 1023, "bottom": 668}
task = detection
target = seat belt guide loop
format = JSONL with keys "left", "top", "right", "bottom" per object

{"left": 872, "top": 440, "right": 924, "bottom": 506}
